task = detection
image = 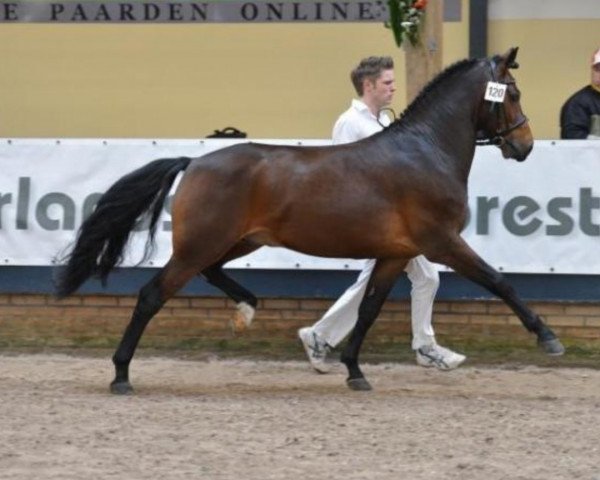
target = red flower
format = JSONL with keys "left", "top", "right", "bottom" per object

{"left": 413, "top": 0, "right": 427, "bottom": 10}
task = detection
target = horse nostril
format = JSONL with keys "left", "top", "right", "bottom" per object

{"left": 517, "top": 142, "right": 533, "bottom": 161}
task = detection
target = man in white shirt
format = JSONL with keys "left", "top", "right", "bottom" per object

{"left": 299, "top": 56, "right": 466, "bottom": 372}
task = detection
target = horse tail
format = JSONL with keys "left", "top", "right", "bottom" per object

{"left": 54, "top": 156, "right": 192, "bottom": 299}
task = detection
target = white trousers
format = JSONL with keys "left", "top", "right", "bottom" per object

{"left": 312, "top": 255, "right": 439, "bottom": 350}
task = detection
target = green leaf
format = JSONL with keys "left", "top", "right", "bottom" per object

{"left": 387, "top": 0, "right": 404, "bottom": 47}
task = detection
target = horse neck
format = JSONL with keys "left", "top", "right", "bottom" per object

{"left": 394, "top": 65, "right": 487, "bottom": 180}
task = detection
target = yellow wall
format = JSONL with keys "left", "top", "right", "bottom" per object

{"left": 0, "top": 2, "right": 469, "bottom": 139}
{"left": 2, "top": 1, "right": 597, "bottom": 139}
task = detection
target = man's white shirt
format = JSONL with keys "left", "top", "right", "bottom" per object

{"left": 331, "top": 98, "right": 391, "bottom": 144}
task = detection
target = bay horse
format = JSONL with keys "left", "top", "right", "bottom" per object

{"left": 55, "top": 47, "right": 564, "bottom": 394}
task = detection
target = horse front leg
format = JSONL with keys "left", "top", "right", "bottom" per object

{"left": 341, "top": 258, "right": 408, "bottom": 391}
{"left": 429, "top": 237, "right": 564, "bottom": 356}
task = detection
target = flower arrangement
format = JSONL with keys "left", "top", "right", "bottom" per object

{"left": 386, "top": 0, "right": 428, "bottom": 48}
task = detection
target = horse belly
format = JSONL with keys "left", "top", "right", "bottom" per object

{"left": 275, "top": 212, "right": 418, "bottom": 259}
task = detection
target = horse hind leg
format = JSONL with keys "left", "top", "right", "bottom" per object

{"left": 201, "top": 241, "right": 260, "bottom": 333}
{"left": 203, "top": 267, "right": 257, "bottom": 333}
{"left": 110, "top": 257, "right": 201, "bottom": 394}
{"left": 428, "top": 236, "right": 565, "bottom": 356}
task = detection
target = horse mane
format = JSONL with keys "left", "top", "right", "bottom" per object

{"left": 390, "top": 57, "right": 482, "bottom": 128}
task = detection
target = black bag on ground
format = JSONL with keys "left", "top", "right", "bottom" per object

{"left": 206, "top": 127, "right": 247, "bottom": 138}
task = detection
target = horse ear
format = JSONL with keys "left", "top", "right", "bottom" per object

{"left": 505, "top": 47, "right": 520, "bottom": 69}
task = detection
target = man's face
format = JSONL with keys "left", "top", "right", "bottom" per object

{"left": 592, "top": 63, "right": 600, "bottom": 87}
{"left": 364, "top": 69, "right": 396, "bottom": 110}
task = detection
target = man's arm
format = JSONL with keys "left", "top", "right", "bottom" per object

{"left": 560, "top": 97, "right": 591, "bottom": 139}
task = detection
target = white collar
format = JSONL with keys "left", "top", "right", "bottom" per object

{"left": 352, "top": 98, "right": 389, "bottom": 125}
{"left": 351, "top": 98, "right": 374, "bottom": 116}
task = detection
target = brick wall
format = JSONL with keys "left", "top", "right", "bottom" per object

{"left": 1, "top": 294, "right": 599, "bottom": 348}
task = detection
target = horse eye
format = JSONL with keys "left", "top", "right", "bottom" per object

{"left": 508, "top": 88, "right": 520, "bottom": 102}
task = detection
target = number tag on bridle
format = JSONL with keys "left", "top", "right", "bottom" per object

{"left": 485, "top": 81, "right": 507, "bottom": 103}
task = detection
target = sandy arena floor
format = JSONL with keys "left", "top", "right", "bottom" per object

{"left": 1, "top": 353, "right": 599, "bottom": 480}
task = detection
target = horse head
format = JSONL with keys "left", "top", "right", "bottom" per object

{"left": 476, "top": 47, "right": 534, "bottom": 162}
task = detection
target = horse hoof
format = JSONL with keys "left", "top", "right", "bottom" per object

{"left": 230, "top": 302, "right": 255, "bottom": 334}
{"left": 346, "top": 378, "right": 373, "bottom": 391}
{"left": 230, "top": 316, "right": 246, "bottom": 334}
{"left": 538, "top": 338, "right": 565, "bottom": 356}
{"left": 110, "top": 381, "right": 134, "bottom": 395}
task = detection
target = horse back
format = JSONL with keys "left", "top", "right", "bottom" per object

{"left": 171, "top": 141, "right": 467, "bottom": 259}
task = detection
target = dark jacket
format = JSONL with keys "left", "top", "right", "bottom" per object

{"left": 560, "top": 85, "right": 600, "bottom": 139}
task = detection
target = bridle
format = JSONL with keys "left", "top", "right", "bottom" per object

{"left": 476, "top": 60, "right": 529, "bottom": 147}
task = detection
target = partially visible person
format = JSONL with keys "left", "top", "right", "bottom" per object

{"left": 560, "top": 47, "right": 600, "bottom": 139}
{"left": 298, "top": 56, "right": 466, "bottom": 374}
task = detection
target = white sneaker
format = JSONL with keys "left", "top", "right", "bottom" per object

{"left": 298, "top": 327, "right": 331, "bottom": 374}
{"left": 416, "top": 344, "right": 466, "bottom": 371}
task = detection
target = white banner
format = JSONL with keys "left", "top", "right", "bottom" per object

{"left": 0, "top": 138, "right": 599, "bottom": 273}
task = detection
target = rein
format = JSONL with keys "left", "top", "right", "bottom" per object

{"left": 377, "top": 107, "right": 397, "bottom": 128}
